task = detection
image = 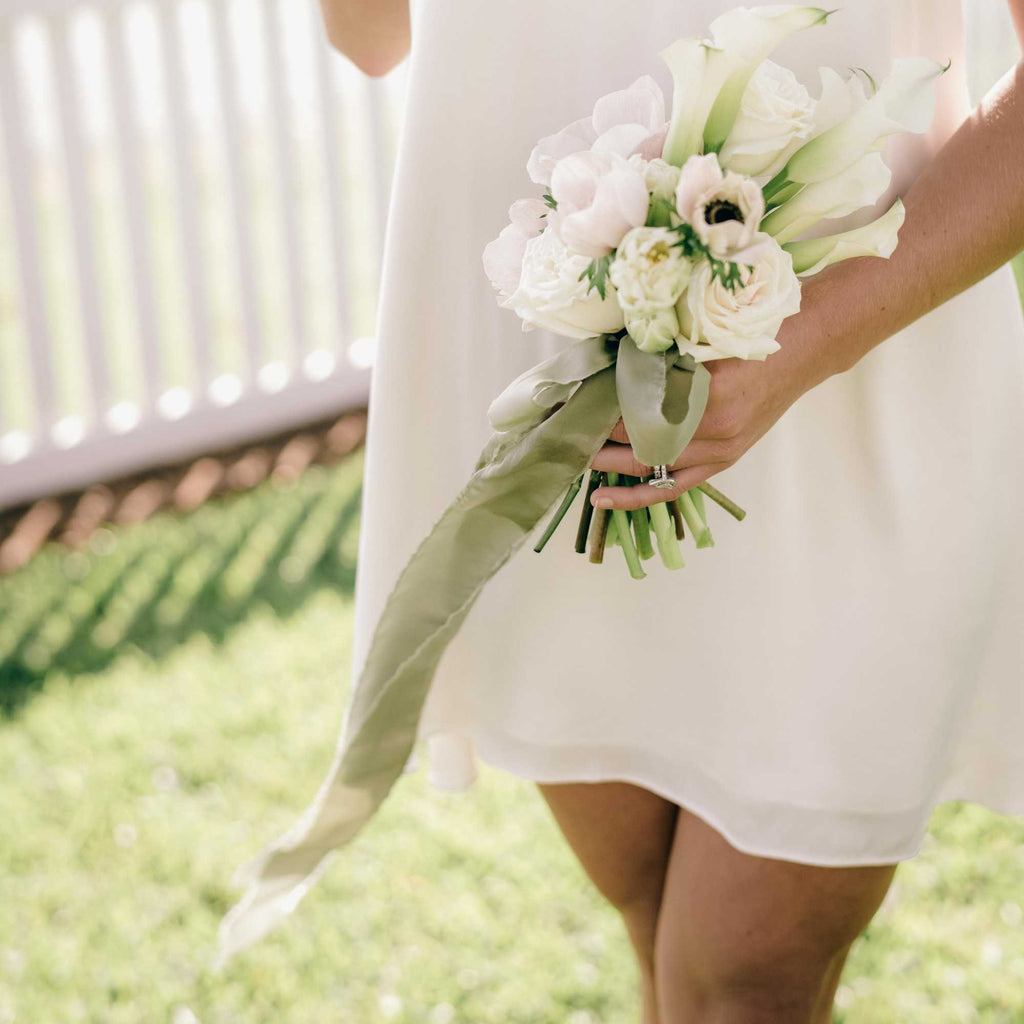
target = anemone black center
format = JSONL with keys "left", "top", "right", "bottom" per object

{"left": 704, "top": 199, "right": 744, "bottom": 224}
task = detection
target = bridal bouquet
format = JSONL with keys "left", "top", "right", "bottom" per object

{"left": 214, "top": 5, "right": 946, "bottom": 966}
{"left": 482, "top": 5, "right": 946, "bottom": 577}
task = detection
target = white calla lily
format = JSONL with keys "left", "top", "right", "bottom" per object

{"left": 782, "top": 198, "right": 905, "bottom": 275}
{"left": 702, "top": 5, "right": 831, "bottom": 153}
{"left": 660, "top": 7, "right": 830, "bottom": 167}
{"left": 760, "top": 151, "right": 893, "bottom": 243}
{"left": 781, "top": 58, "right": 949, "bottom": 184}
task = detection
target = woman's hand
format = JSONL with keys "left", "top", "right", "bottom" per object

{"left": 589, "top": 285, "right": 838, "bottom": 510}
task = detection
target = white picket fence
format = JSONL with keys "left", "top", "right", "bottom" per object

{"left": 0, "top": 0, "right": 405, "bottom": 511}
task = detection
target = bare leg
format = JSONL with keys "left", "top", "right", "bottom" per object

{"left": 537, "top": 780, "right": 679, "bottom": 1024}
{"left": 653, "top": 808, "right": 899, "bottom": 1023}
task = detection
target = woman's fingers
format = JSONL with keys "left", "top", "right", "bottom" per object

{"left": 590, "top": 439, "right": 737, "bottom": 476}
{"left": 590, "top": 462, "right": 733, "bottom": 510}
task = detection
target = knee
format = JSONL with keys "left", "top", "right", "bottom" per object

{"left": 655, "top": 937, "right": 848, "bottom": 1023}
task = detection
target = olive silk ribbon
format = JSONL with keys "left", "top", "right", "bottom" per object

{"left": 214, "top": 335, "right": 709, "bottom": 968}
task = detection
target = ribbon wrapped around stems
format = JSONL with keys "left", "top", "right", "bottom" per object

{"left": 213, "top": 334, "right": 710, "bottom": 968}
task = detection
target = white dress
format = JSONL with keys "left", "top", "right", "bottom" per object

{"left": 351, "top": 0, "right": 1024, "bottom": 867}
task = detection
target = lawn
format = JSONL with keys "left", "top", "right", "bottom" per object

{"left": 1, "top": 450, "right": 1023, "bottom": 1024}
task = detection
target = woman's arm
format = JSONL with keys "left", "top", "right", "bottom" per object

{"left": 319, "top": 0, "right": 410, "bottom": 77}
{"left": 592, "top": 21, "right": 1024, "bottom": 510}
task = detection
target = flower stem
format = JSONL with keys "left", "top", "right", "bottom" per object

{"left": 667, "top": 497, "right": 685, "bottom": 540}
{"left": 574, "top": 470, "right": 603, "bottom": 553}
{"left": 632, "top": 505, "right": 655, "bottom": 560}
{"left": 534, "top": 472, "right": 584, "bottom": 553}
{"left": 678, "top": 490, "right": 713, "bottom": 548}
{"left": 648, "top": 499, "right": 685, "bottom": 570}
{"left": 588, "top": 505, "right": 611, "bottom": 564}
{"left": 697, "top": 481, "right": 747, "bottom": 521}
{"left": 606, "top": 473, "right": 646, "bottom": 579}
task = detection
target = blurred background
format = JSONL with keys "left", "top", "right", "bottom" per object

{"left": 0, "top": 1, "right": 1022, "bottom": 1021}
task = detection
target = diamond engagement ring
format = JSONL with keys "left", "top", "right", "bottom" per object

{"left": 648, "top": 465, "right": 676, "bottom": 490}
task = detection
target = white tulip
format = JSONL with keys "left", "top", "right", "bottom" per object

{"left": 625, "top": 307, "right": 681, "bottom": 354}
{"left": 783, "top": 198, "right": 905, "bottom": 275}
{"left": 781, "top": 58, "right": 949, "bottom": 184}
{"left": 719, "top": 60, "right": 816, "bottom": 178}
{"left": 609, "top": 227, "right": 693, "bottom": 315}
{"left": 678, "top": 233, "right": 802, "bottom": 362}
{"left": 507, "top": 228, "right": 625, "bottom": 340}
{"left": 760, "top": 151, "right": 893, "bottom": 243}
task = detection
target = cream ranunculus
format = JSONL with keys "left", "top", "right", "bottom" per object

{"left": 627, "top": 154, "right": 682, "bottom": 202}
{"left": 760, "top": 150, "right": 892, "bottom": 243}
{"left": 548, "top": 150, "right": 650, "bottom": 258}
{"left": 675, "top": 152, "right": 765, "bottom": 259}
{"left": 718, "top": 59, "right": 816, "bottom": 179}
{"left": 506, "top": 228, "right": 625, "bottom": 339}
{"left": 677, "top": 234, "right": 801, "bottom": 361}
{"left": 609, "top": 226, "right": 693, "bottom": 315}
{"left": 625, "top": 307, "right": 681, "bottom": 354}
{"left": 783, "top": 197, "right": 905, "bottom": 275}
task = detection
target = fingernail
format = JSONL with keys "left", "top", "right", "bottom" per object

{"left": 593, "top": 495, "right": 613, "bottom": 508}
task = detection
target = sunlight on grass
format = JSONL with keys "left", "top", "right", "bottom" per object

{"left": 1, "top": 455, "right": 1023, "bottom": 1022}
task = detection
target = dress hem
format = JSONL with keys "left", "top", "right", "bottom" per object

{"left": 405, "top": 725, "right": 1024, "bottom": 869}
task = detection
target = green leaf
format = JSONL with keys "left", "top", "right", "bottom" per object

{"left": 578, "top": 255, "right": 612, "bottom": 300}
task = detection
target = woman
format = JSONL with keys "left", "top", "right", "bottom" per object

{"left": 324, "top": 1, "right": 1024, "bottom": 1019}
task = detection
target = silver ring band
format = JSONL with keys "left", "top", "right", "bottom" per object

{"left": 649, "top": 464, "right": 676, "bottom": 490}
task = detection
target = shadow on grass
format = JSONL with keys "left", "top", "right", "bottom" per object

{"left": 0, "top": 456, "right": 364, "bottom": 716}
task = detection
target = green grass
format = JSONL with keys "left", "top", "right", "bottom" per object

{"left": 1, "top": 454, "right": 1023, "bottom": 1023}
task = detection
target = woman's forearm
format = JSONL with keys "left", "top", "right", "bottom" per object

{"left": 803, "top": 58, "right": 1024, "bottom": 381}
{"left": 319, "top": 0, "right": 410, "bottom": 76}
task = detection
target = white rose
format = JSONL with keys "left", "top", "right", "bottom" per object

{"left": 507, "top": 228, "right": 625, "bottom": 340}
{"left": 609, "top": 226, "right": 692, "bottom": 315}
{"left": 625, "top": 307, "right": 680, "bottom": 354}
{"left": 675, "top": 152, "right": 765, "bottom": 260}
{"left": 678, "top": 234, "right": 801, "bottom": 362}
{"left": 719, "top": 60, "right": 815, "bottom": 179}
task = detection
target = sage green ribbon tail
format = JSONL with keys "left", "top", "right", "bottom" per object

{"left": 213, "top": 364, "right": 622, "bottom": 970}
{"left": 614, "top": 337, "right": 711, "bottom": 468}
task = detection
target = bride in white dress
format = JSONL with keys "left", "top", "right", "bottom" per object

{"left": 318, "top": 1, "right": 1024, "bottom": 1019}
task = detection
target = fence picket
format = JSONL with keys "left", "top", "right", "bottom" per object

{"left": 310, "top": 9, "right": 352, "bottom": 347}
{"left": 210, "top": 0, "right": 264, "bottom": 386}
{"left": 102, "top": 5, "right": 164, "bottom": 414}
{"left": 155, "top": 0, "right": 213, "bottom": 400}
{"left": 260, "top": 0, "right": 307, "bottom": 370}
{"left": 50, "top": 13, "right": 114, "bottom": 425}
{"left": 0, "top": 21, "right": 58, "bottom": 443}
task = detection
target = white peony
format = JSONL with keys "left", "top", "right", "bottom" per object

{"left": 548, "top": 150, "right": 650, "bottom": 257}
{"left": 678, "top": 234, "right": 802, "bottom": 362}
{"left": 675, "top": 152, "right": 765, "bottom": 260}
{"left": 506, "top": 228, "right": 625, "bottom": 340}
{"left": 719, "top": 60, "right": 816, "bottom": 179}
{"left": 482, "top": 198, "right": 550, "bottom": 300}
{"left": 527, "top": 76, "right": 668, "bottom": 187}
{"left": 609, "top": 226, "right": 692, "bottom": 315}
